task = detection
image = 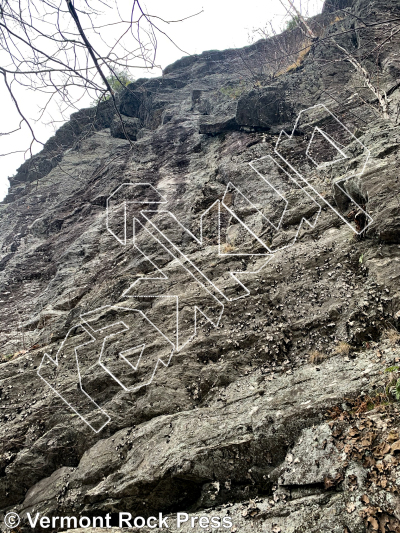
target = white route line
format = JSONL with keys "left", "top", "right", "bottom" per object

{"left": 37, "top": 104, "right": 373, "bottom": 432}
{"left": 37, "top": 324, "right": 111, "bottom": 433}
{"left": 125, "top": 219, "right": 224, "bottom": 351}
{"left": 275, "top": 104, "right": 373, "bottom": 234}
{"left": 106, "top": 183, "right": 167, "bottom": 245}
{"left": 81, "top": 305, "right": 175, "bottom": 392}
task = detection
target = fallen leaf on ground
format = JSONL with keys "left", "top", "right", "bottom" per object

{"left": 347, "top": 502, "right": 356, "bottom": 513}
{"left": 391, "top": 440, "right": 400, "bottom": 453}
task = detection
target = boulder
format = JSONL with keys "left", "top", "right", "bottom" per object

{"left": 110, "top": 115, "right": 141, "bottom": 141}
{"left": 236, "top": 86, "right": 294, "bottom": 130}
{"left": 199, "top": 116, "right": 239, "bottom": 135}
{"left": 118, "top": 88, "right": 149, "bottom": 118}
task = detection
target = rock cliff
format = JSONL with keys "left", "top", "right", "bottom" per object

{"left": 1, "top": 0, "right": 400, "bottom": 531}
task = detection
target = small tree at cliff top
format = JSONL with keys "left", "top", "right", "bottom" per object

{"left": 95, "top": 70, "right": 135, "bottom": 104}
{"left": 286, "top": 15, "right": 301, "bottom": 30}
{"left": 106, "top": 71, "right": 135, "bottom": 94}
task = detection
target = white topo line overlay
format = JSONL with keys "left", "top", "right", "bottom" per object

{"left": 275, "top": 103, "right": 373, "bottom": 235}
{"left": 36, "top": 104, "right": 372, "bottom": 431}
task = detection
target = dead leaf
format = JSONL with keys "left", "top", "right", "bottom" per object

{"left": 363, "top": 432, "right": 375, "bottom": 446}
{"left": 367, "top": 516, "right": 379, "bottom": 530}
{"left": 347, "top": 502, "right": 356, "bottom": 513}
{"left": 391, "top": 440, "right": 400, "bottom": 453}
{"left": 387, "top": 516, "right": 400, "bottom": 532}
{"left": 379, "top": 514, "right": 389, "bottom": 533}
{"left": 348, "top": 474, "right": 358, "bottom": 488}
{"left": 363, "top": 456, "right": 376, "bottom": 468}
{"left": 374, "top": 443, "right": 391, "bottom": 457}
{"left": 362, "top": 494, "right": 370, "bottom": 504}
{"left": 388, "top": 431, "right": 399, "bottom": 443}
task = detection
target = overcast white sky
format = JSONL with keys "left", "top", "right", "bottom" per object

{"left": 0, "top": 0, "right": 323, "bottom": 201}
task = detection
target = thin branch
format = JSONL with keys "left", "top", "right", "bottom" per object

{"left": 65, "top": 0, "right": 134, "bottom": 147}
{"left": 331, "top": 38, "right": 390, "bottom": 119}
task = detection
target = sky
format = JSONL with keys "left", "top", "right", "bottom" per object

{"left": 0, "top": 0, "right": 324, "bottom": 201}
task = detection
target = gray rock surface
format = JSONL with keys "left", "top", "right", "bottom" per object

{"left": 1, "top": 0, "right": 400, "bottom": 531}
{"left": 110, "top": 115, "right": 141, "bottom": 141}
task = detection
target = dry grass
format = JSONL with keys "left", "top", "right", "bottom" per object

{"left": 219, "top": 81, "right": 247, "bottom": 100}
{"left": 333, "top": 15, "right": 345, "bottom": 23}
{"left": 222, "top": 243, "right": 235, "bottom": 254}
{"left": 335, "top": 341, "right": 351, "bottom": 357}
{"left": 309, "top": 350, "right": 326, "bottom": 364}
{"left": 0, "top": 349, "right": 27, "bottom": 363}
{"left": 276, "top": 43, "right": 311, "bottom": 76}
{"left": 384, "top": 328, "right": 400, "bottom": 347}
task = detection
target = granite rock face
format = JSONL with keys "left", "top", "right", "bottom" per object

{"left": 110, "top": 115, "right": 141, "bottom": 141}
{"left": 236, "top": 85, "right": 294, "bottom": 130}
{"left": 1, "top": 0, "right": 400, "bottom": 531}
